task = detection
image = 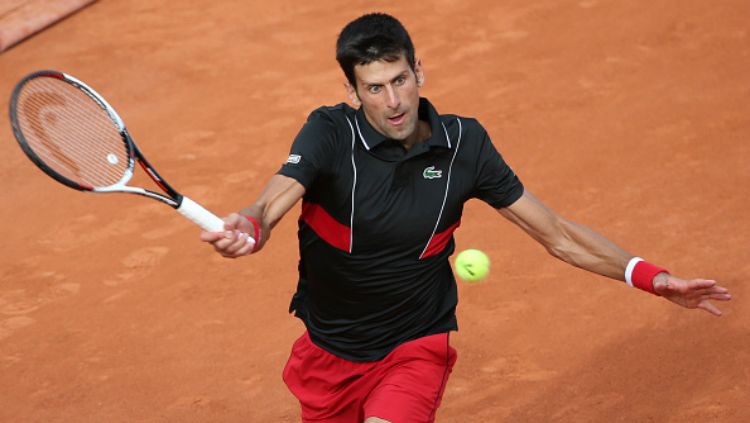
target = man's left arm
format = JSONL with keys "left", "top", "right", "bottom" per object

{"left": 498, "top": 190, "right": 732, "bottom": 316}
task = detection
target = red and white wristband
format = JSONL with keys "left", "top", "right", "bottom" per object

{"left": 625, "top": 257, "right": 669, "bottom": 295}
{"left": 242, "top": 215, "right": 262, "bottom": 253}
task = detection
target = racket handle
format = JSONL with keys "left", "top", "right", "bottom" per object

{"left": 177, "top": 196, "right": 227, "bottom": 232}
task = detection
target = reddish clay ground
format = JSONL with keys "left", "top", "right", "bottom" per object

{"left": 1, "top": 1, "right": 748, "bottom": 422}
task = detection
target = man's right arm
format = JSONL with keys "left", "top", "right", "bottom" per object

{"left": 200, "top": 174, "right": 306, "bottom": 258}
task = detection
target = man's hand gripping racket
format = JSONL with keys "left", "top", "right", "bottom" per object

{"left": 9, "top": 70, "right": 255, "bottom": 249}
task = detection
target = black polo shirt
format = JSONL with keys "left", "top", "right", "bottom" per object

{"left": 278, "top": 98, "right": 523, "bottom": 361}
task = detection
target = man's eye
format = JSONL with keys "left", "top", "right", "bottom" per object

{"left": 369, "top": 86, "right": 381, "bottom": 94}
{"left": 395, "top": 77, "right": 406, "bottom": 85}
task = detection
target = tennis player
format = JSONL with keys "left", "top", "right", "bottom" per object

{"left": 201, "top": 13, "right": 732, "bottom": 423}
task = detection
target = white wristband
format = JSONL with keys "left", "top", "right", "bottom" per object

{"left": 624, "top": 257, "right": 644, "bottom": 288}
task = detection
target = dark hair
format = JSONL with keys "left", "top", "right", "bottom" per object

{"left": 336, "top": 13, "right": 416, "bottom": 86}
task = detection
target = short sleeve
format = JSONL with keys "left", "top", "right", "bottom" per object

{"left": 277, "top": 109, "right": 340, "bottom": 190}
{"left": 471, "top": 129, "right": 524, "bottom": 208}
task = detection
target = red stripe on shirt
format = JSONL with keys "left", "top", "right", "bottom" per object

{"left": 301, "top": 201, "right": 351, "bottom": 252}
{"left": 421, "top": 220, "right": 461, "bottom": 259}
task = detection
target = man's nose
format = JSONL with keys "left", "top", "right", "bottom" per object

{"left": 385, "top": 85, "right": 400, "bottom": 109}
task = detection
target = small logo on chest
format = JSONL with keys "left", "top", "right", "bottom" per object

{"left": 422, "top": 166, "right": 443, "bottom": 180}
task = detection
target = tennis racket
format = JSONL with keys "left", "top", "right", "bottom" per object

{"left": 9, "top": 70, "right": 249, "bottom": 244}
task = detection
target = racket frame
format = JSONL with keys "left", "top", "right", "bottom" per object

{"left": 9, "top": 70, "right": 234, "bottom": 235}
{"left": 10, "top": 70, "right": 183, "bottom": 208}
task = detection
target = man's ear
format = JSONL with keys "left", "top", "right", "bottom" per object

{"left": 415, "top": 58, "right": 425, "bottom": 87}
{"left": 344, "top": 82, "right": 361, "bottom": 107}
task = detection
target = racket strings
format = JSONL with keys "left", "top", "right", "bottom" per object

{"left": 15, "top": 77, "right": 131, "bottom": 188}
{"left": 19, "top": 84, "right": 129, "bottom": 187}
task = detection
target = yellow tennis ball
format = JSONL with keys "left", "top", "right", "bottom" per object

{"left": 455, "top": 249, "right": 490, "bottom": 282}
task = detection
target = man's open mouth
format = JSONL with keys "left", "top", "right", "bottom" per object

{"left": 388, "top": 113, "right": 406, "bottom": 125}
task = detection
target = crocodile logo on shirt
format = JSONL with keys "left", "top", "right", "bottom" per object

{"left": 422, "top": 166, "right": 443, "bottom": 179}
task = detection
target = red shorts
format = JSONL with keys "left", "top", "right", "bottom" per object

{"left": 283, "top": 332, "right": 457, "bottom": 423}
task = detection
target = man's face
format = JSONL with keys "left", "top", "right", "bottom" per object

{"left": 348, "top": 54, "right": 424, "bottom": 143}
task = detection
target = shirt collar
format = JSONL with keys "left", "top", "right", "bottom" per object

{"left": 354, "top": 97, "right": 453, "bottom": 151}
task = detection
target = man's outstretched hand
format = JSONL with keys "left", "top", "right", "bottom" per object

{"left": 653, "top": 274, "right": 732, "bottom": 316}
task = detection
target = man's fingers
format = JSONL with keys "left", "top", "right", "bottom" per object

{"left": 698, "top": 301, "right": 723, "bottom": 316}
{"left": 704, "top": 292, "right": 732, "bottom": 301}
{"left": 684, "top": 279, "right": 730, "bottom": 297}
{"left": 688, "top": 279, "right": 717, "bottom": 290}
{"left": 222, "top": 231, "right": 251, "bottom": 254}
{"left": 211, "top": 230, "right": 255, "bottom": 258}
{"left": 199, "top": 213, "right": 255, "bottom": 259}
{"left": 690, "top": 280, "right": 730, "bottom": 300}
{"left": 235, "top": 237, "right": 256, "bottom": 256}
{"left": 211, "top": 231, "right": 237, "bottom": 249}
{"left": 200, "top": 231, "right": 226, "bottom": 242}
{"left": 709, "top": 286, "right": 730, "bottom": 294}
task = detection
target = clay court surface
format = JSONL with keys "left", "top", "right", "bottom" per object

{"left": 1, "top": 1, "right": 748, "bottom": 421}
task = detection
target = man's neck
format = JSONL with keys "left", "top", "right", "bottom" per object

{"left": 400, "top": 119, "right": 431, "bottom": 151}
